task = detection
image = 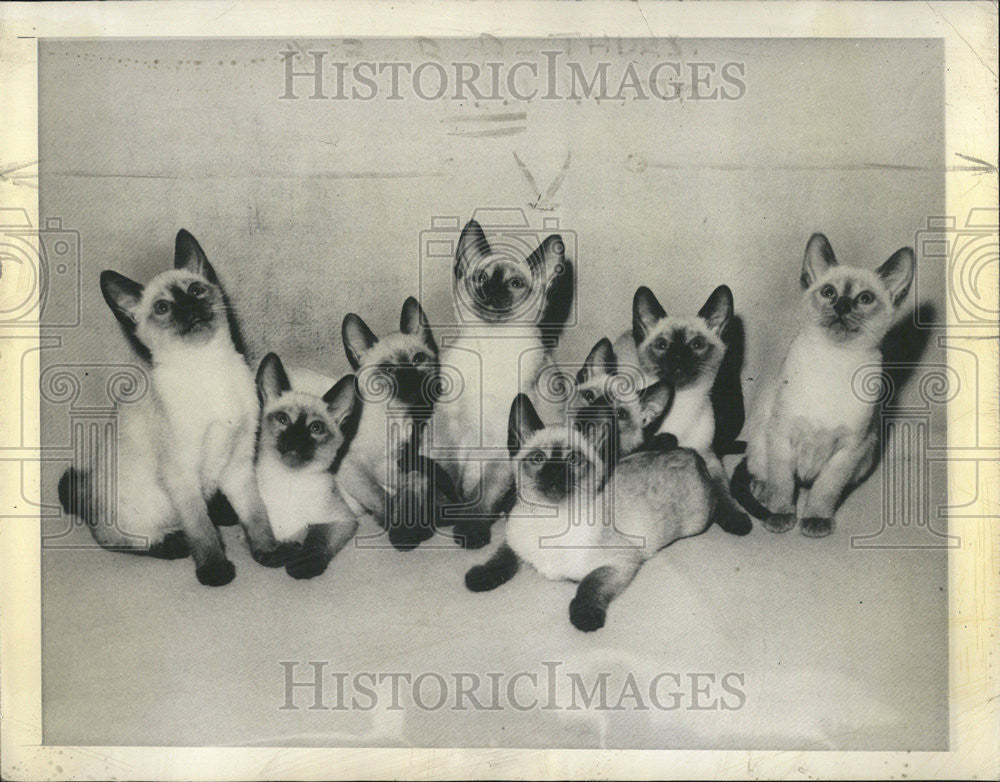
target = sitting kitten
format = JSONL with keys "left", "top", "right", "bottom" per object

{"left": 58, "top": 230, "right": 289, "bottom": 586}
{"left": 430, "top": 219, "right": 574, "bottom": 548}
{"left": 255, "top": 353, "right": 360, "bottom": 579}
{"left": 617, "top": 284, "right": 749, "bottom": 525}
{"left": 338, "top": 297, "right": 448, "bottom": 551}
{"left": 732, "top": 233, "right": 915, "bottom": 537}
{"left": 465, "top": 394, "right": 728, "bottom": 632}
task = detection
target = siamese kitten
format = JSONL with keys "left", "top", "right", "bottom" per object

{"left": 732, "top": 233, "right": 915, "bottom": 537}
{"left": 567, "top": 337, "right": 676, "bottom": 460}
{"left": 338, "top": 297, "right": 449, "bottom": 551}
{"left": 58, "top": 230, "right": 289, "bottom": 586}
{"left": 430, "top": 219, "right": 574, "bottom": 548}
{"left": 569, "top": 337, "right": 752, "bottom": 535}
{"left": 465, "top": 394, "right": 724, "bottom": 632}
{"left": 255, "top": 354, "right": 360, "bottom": 579}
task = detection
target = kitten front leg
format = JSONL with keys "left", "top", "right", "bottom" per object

{"left": 465, "top": 543, "right": 519, "bottom": 592}
{"left": 800, "top": 441, "right": 870, "bottom": 537}
{"left": 450, "top": 461, "right": 514, "bottom": 549}
{"left": 220, "top": 462, "right": 296, "bottom": 567}
{"left": 163, "top": 476, "right": 233, "bottom": 586}
{"left": 569, "top": 560, "right": 641, "bottom": 632}
{"left": 285, "top": 519, "right": 358, "bottom": 580}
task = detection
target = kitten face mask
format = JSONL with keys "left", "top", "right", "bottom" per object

{"left": 508, "top": 393, "right": 606, "bottom": 506}
{"left": 256, "top": 353, "right": 358, "bottom": 472}
{"left": 341, "top": 297, "right": 439, "bottom": 408}
{"left": 632, "top": 285, "right": 732, "bottom": 389}
{"left": 100, "top": 230, "right": 227, "bottom": 357}
{"left": 568, "top": 337, "right": 672, "bottom": 458}
{"left": 453, "top": 219, "right": 564, "bottom": 323}
{"left": 799, "top": 233, "right": 915, "bottom": 347}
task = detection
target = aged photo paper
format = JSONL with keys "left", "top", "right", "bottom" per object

{"left": 0, "top": 1, "right": 997, "bottom": 779}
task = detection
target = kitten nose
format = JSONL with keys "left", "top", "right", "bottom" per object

{"left": 833, "top": 297, "right": 852, "bottom": 315}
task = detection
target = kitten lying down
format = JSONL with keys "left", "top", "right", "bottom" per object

{"left": 466, "top": 393, "right": 744, "bottom": 632}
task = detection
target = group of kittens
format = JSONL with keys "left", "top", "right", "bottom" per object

{"left": 59, "top": 221, "right": 915, "bottom": 631}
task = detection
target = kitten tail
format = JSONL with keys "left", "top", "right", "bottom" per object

{"left": 58, "top": 467, "right": 96, "bottom": 526}
{"left": 729, "top": 458, "right": 771, "bottom": 521}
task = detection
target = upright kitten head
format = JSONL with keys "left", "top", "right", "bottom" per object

{"left": 799, "top": 233, "right": 914, "bottom": 347}
{"left": 341, "top": 297, "right": 439, "bottom": 407}
{"left": 100, "top": 230, "right": 231, "bottom": 359}
{"left": 632, "top": 285, "right": 732, "bottom": 389}
{"left": 508, "top": 394, "right": 607, "bottom": 505}
{"left": 453, "top": 219, "right": 566, "bottom": 324}
{"left": 568, "top": 337, "right": 672, "bottom": 458}
{"left": 256, "top": 353, "right": 359, "bottom": 472}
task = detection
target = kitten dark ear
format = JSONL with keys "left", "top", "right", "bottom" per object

{"left": 341, "top": 313, "right": 378, "bottom": 370}
{"left": 256, "top": 353, "right": 291, "bottom": 404}
{"left": 875, "top": 247, "right": 915, "bottom": 306}
{"left": 577, "top": 337, "right": 616, "bottom": 384}
{"left": 632, "top": 286, "right": 666, "bottom": 344}
{"left": 455, "top": 219, "right": 491, "bottom": 280}
{"left": 638, "top": 381, "right": 673, "bottom": 429}
{"left": 174, "top": 229, "right": 219, "bottom": 284}
{"left": 100, "top": 270, "right": 145, "bottom": 329}
{"left": 399, "top": 296, "right": 438, "bottom": 355}
{"left": 801, "top": 232, "right": 837, "bottom": 289}
{"left": 526, "top": 233, "right": 564, "bottom": 274}
{"left": 698, "top": 285, "right": 734, "bottom": 337}
{"left": 322, "top": 374, "right": 358, "bottom": 424}
{"left": 508, "top": 393, "right": 544, "bottom": 458}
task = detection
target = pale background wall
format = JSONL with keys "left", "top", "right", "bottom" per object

{"left": 38, "top": 37, "right": 947, "bottom": 749}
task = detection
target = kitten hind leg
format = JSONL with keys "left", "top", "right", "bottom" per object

{"left": 569, "top": 560, "right": 641, "bottom": 632}
{"left": 449, "top": 461, "right": 514, "bottom": 549}
{"left": 757, "top": 431, "right": 798, "bottom": 533}
{"left": 465, "top": 543, "right": 519, "bottom": 592}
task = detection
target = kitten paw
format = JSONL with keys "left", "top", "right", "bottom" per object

{"left": 252, "top": 542, "right": 299, "bottom": 568}
{"left": 800, "top": 516, "right": 835, "bottom": 537}
{"left": 285, "top": 547, "right": 331, "bottom": 580}
{"left": 465, "top": 563, "right": 508, "bottom": 592}
{"left": 715, "top": 506, "right": 753, "bottom": 536}
{"left": 452, "top": 522, "right": 491, "bottom": 550}
{"left": 149, "top": 530, "right": 190, "bottom": 559}
{"left": 762, "top": 513, "right": 797, "bottom": 533}
{"left": 388, "top": 524, "right": 434, "bottom": 552}
{"left": 569, "top": 598, "right": 606, "bottom": 632}
{"left": 196, "top": 558, "right": 235, "bottom": 587}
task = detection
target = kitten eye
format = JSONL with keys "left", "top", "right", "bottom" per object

{"left": 566, "top": 452, "right": 579, "bottom": 466}
{"left": 653, "top": 338, "right": 668, "bottom": 352}
{"left": 274, "top": 412, "right": 290, "bottom": 426}
{"left": 690, "top": 337, "right": 706, "bottom": 351}
{"left": 153, "top": 300, "right": 170, "bottom": 315}
{"left": 412, "top": 352, "right": 427, "bottom": 365}
{"left": 529, "top": 450, "right": 545, "bottom": 465}
{"left": 508, "top": 277, "right": 525, "bottom": 290}
{"left": 477, "top": 272, "right": 489, "bottom": 286}
{"left": 188, "top": 282, "right": 206, "bottom": 297}
{"left": 582, "top": 390, "right": 595, "bottom": 403}
{"left": 820, "top": 284, "right": 837, "bottom": 299}
{"left": 856, "top": 291, "right": 874, "bottom": 305}
{"left": 616, "top": 408, "right": 629, "bottom": 420}
{"left": 309, "top": 421, "right": 326, "bottom": 436}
